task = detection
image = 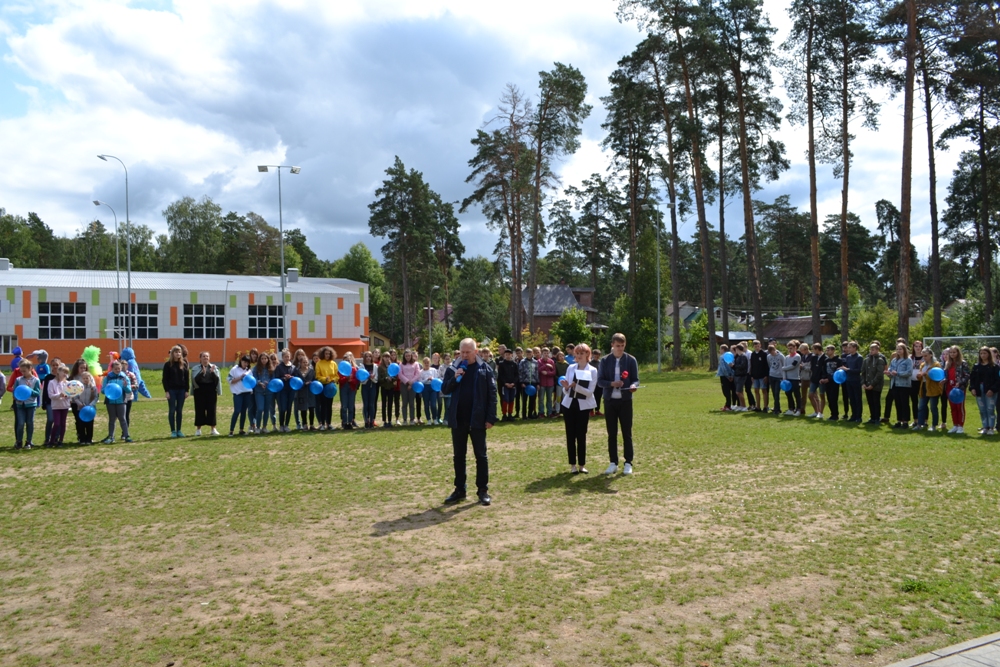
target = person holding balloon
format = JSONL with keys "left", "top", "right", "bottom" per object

{"left": 101, "top": 359, "right": 132, "bottom": 444}
{"left": 292, "top": 350, "right": 316, "bottom": 430}
{"left": 420, "top": 357, "right": 440, "bottom": 425}
{"left": 70, "top": 371, "right": 99, "bottom": 444}
{"left": 45, "top": 364, "right": 71, "bottom": 447}
{"left": 13, "top": 359, "right": 41, "bottom": 449}
{"left": 274, "top": 349, "right": 296, "bottom": 433}
{"left": 941, "top": 345, "right": 970, "bottom": 434}
{"left": 251, "top": 354, "right": 275, "bottom": 433}
{"left": 886, "top": 342, "right": 913, "bottom": 428}
{"left": 337, "top": 352, "right": 360, "bottom": 429}
{"left": 913, "top": 348, "right": 944, "bottom": 430}
{"left": 191, "top": 351, "right": 222, "bottom": 436}
{"left": 227, "top": 355, "right": 254, "bottom": 436}
{"left": 315, "top": 347, "right": 338, "bottom": 431}
{"left": 358, "top": 351, "right": 379, "bottom": 429}
{"left": 398, "top": 350, "right": 421, "bottom": 425}
{"left": 716, "top": 344, "right": 735, "bottom": 411}
{"left": 377, "top": 351, "right": 398, "bottom": 428}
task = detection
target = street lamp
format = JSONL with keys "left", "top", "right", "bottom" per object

{"left": 257, "top": 164, "right": 301, "bottom": 350}
{"left": 642, "top": 203, "right": 664, "bottom": 372}
{"left": 97, "top": 154, "right": 132, "bottom": 346}
{"left": 92, "top": 200, "right": 122, "bottom": 350}
{"left": 222, "top": 279, "right": 234, "bottom": 369}
{"left": 427, "top": 285, "right": 440, "bottom": 358}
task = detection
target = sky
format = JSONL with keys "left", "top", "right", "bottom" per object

{"left": 0, "top": 0, "right": 973, "bottom": 267}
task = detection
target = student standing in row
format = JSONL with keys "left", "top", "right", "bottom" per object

{"left": 191, "top": 351, "right": 221, "bottom": 436}
{"left": 538, "top": 347, "right": 556, "bottom": 418}
{"left": 518, "top": 347, "right": 539, "bottom": 419}
{"left": 13, "top": 359, "right": 40, "bottom": 449}
{"left": 943, "top": 345, "right": 970, "bottom": 434}
{"left": 767, "top": 344, "right": 785, "bottom": 414}
{"left": 315, "top": 347, "right": 337, "bottom": 431}
{"left": 294, "top": 350, "right": 317, "bottom": 430}
{"left": 163, "top": 345, "right": 189, "bottom": 438}
{"left": 819, "top": 345, "right": 841, "bottom": 420}
{"left": 841, "top": 342, "right": 864, "bottom": 423}
{"left": 970, "top": 346, "right": 999, "bottom": 434}
{"left": 377, "top": 351, "right": 398, "bottom": 428}
{"left": 70, "top": 371, "right": 98, "bottom": 444}
{"left": 252, "top": 354, "right": 276, "bottom": 433}
{"left": 887, "top": 342, "right": 913, "bottom": 428}
{"left": 227, "top": 355, "right": 253, "bottom": 436}
{"left": 274, "top": 349, "right": 295, "bottom": 433}
{"left": 398, "top": 349, "right": 421, "bottom": 425}
{"left": 861, "top": 343, "right": 887, "bottom": 424}
{"left": 359, "top": 351, "right": 379, "bottom": 429}
{"left": 46, "top": 364, "right": 70, "bottom": 447}
{"left": 717, "top": 344, "right": 734, "bottom": 411}
{"left": 102, "top": 360, "right": 132, "bottom": 444}
{"left": 732, "top": 343, "right": 749, "bottom": 411}
{"left": 749, "top": 340, "right": 769, "bottom": 412}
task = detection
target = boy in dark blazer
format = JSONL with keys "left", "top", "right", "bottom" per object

{"left": 596, "top": 333, "right": 640, "bottom": 476}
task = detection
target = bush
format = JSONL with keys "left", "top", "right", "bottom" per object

{"left": 550, "top": 307, "right": 591, "bottom": 350}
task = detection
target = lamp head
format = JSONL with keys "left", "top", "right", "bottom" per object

{"left": 290, "top": 166, "right": 301, "bottom": 174}
{"left": 93, "top": 200, "right": 101, "bottom": 206}
{"left": 257, "top": 165, "right": 269, "bottom": 173}
{"left": 97, "top": 155, "right": 108, "bottom": 161}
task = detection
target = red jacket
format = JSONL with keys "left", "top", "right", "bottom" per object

{"left": 337, "top": 366, "right": 360, "bottom": 391}
{"left": 537, "top": 357, "right": 556, "bottom": 388}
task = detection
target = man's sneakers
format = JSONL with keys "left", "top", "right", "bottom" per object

{"left": 623, "top": 462, "right": 633, "bottom": 475}
{"left": 210, "top": 428, "right": 221, "bottom": 436}
{"left": 604, "top": 463, "right": 618, "bottom": 476}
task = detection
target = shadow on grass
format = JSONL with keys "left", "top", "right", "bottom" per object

{"left": 371, "top": 503, "right": 479, "bottom": 536}
{"left": 524, "top": 471, "right": 619, "bottom": 496}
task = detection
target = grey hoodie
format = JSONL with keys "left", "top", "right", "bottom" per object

{"left": 767, "top": 352, "right": 786, "bottom": 379}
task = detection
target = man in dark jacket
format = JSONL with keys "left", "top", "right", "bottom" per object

{"left": 749, "top": 340, "right": 769, "bottom": 412}
{"left": 840, "top": 341, "right": 864, "bottom": 423}
{"left": 597, "top": 332, "right": 640, "bottom": 476}
{"left": 443, "top": 339, "right": 498, "bottom": 506}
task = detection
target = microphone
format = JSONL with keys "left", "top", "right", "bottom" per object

{"left": 456, "top": 360, "right": 468, "bottom": 382}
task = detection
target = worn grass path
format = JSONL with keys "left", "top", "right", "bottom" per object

{"left": 2, "top": 370, "right": 999, "bottom": 666}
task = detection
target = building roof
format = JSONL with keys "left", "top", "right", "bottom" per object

{"left": 520, "top": 285, "right": 597, "bottom": 316}
{"left": 0, "top": 267, "right": 365, "bottom": 296}
{"left": 665, "top": 301, "right": 702, "bottom": 323}
{"left": 761, "top": 316, "right": 838, "bottom": 340}
{"left": 715, "top": 331, "right": 756, "bottom": 341}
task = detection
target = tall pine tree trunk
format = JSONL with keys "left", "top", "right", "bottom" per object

{"left": 897, "top": 0, "right": 917, "bottom": 341}
{"left": 806, "top": 6, "right": 822, "bottom": 344}
{"left": 978, "top": 90, "right": 993, "bottom": 323}
{"left": 839, "top": 33, "right": 851, "bottom": 343}
{"left": 733, "top": 69, "right": 765, "bottom": 343}
{"left": 919, "top": 43, "right": 942, "bottom": 336}
{"left": 674, "top": 24, "right": 717, "bottom": 369}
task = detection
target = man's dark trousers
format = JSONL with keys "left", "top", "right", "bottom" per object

{"left": 605, "top": 397, "right": 634, "bottom": 464}
{"left": 452, "top": 422, "right": 488, "bottom": 494}
{"left": 846, "top": 382, "right": 863, "bottom": 421}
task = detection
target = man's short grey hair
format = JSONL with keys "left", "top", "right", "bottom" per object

{"left": 460, "top": 338, "right": 477, "bottom": 350}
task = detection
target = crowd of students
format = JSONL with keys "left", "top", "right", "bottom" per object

{"left": 716, "top": 337, "right": 1000, "bottom": 435}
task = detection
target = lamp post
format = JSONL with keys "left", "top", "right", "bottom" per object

{"left": 97, "top": 155, "right": 132, "bottom": 347}
{"left": 642, "top": 203, "right": 663, "bottom": 372}
{"left": 427, "top": 285, "right": 440, "bottom": 358}
{"left": 257, "top": 165, "right": 301, "bottom": 350}
{"left": 222, "top": 279, "right": 234, "bottom": 369}
{"left": 92, "top": 200, "right": 122, "bottom": 350}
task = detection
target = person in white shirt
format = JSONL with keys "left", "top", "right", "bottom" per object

{"left": 561, "top": 343, "right": 596, "bottom": 474}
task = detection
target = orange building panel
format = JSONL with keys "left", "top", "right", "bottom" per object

{"left": 22, "top": 291, "right": 30, "bottom": 318}
{"left": 326, "top": 314, "right": 333, "bottom": 338}
{"left": 354, "top": 303, "right": 360, "bottom": 327}
{"left": 69, "top": 292, "right": 77, "bottom": 303}
{"left": 296, "top": 302, "right": 303, "bottom": 315}
{"left": 248, "top": 293, "right": 255, "bottom": 305}
{"left": 170, "top": 306, "right": 178, "bottom": 326}
{"left": 337, "top": 297, "right": 344, "bottom": 310}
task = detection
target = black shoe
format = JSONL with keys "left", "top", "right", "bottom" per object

{"left": 477, "top": 492, "right": 491, "bottom": 506}
{"left": 829, "top": 416, "right": 839, "bottom": 421}
{"left": 444, "top": 490, "right": 467, "bottom": 504}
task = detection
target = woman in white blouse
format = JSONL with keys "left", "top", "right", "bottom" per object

{"left": 560, "top": 343, "right": 596, "bottom": 474}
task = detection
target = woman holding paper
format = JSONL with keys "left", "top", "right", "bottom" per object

{"left": 560, "top": 343, "right": 596, "bottom": 474}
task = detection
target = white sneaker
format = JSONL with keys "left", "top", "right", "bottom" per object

{"left": 948, "top": 426, "right": 957, "bottom": 433}
{"left": 783, "top": 410, "right": 793, "bottom": 416}
{"left": 955, "top": 426, "right": 964, "bottom": 434}
{"left": 604, "top": 463, "right": 618, "bottom": 476}
{"left": 211, "top": 428, "right": 220, "bottom": 436}
{"left": 195, "top": 428, "right": 202, "bottom": 436}
{"left": 623, "top": 462, "right": 633, "bottom": 475}
{"left": 814, "top": 413, "right": 823, "bottom": 419}
{"left": 793, "top": 410, "right": 801, "bottom": 416}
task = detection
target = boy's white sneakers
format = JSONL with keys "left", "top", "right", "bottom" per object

{"left": 623, "top": 463, "right": 633, "bottom": 475}
{"left": 604, "top": 463, "right": 618, "bottom": 476}
{"left": 955, "top": 426, "right": 964, "bottom": 434}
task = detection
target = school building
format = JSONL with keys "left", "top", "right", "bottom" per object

{"left": 0, "top": 260, "right": 370, "bottom": 368}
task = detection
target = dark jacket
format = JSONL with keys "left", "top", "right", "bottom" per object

{"left": 749, "top": 350, "right": 769, "bottom": 379}
{"left": 842, "top": 352, "right": 863, "bottom": 383}
{"left": 596, "top": 353, "right": 640, "bottom": 400}
{"left": 443, "top": 361, "right": 497, "bottom": 429}
{"left": 860, "top": 353, "right": 887, "bottom": 389}
{"left": 970, "top": 363, "right": 1000, "bottom": 395}
{"left": 162, "top": 362, "right": 190, "bottom": 392}
{"left": 732, "top": 354, "right": 749, "bottom": 377}
{"left": 497, "top": 358, "right": 519, "bottom": 387}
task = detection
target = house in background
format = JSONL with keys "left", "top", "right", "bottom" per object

{"left": 369, "top": 330, "right": 393, "bottom": 350}
{"left": 665, "top": 301, "right": 702, "bottom": 328}
{"left": 761, "top": 316, "right": 839, "bottom": 345}
{"left": 520, "top": 285, "right": 599, "bottom": 335}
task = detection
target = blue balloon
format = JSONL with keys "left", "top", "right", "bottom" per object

{"left": 525, "top": 384, "right": 537, "bottom": 396}
{"left": 338, "top": 360, "right": 352, "bottom": 376}
{"left": 558, "top": 375, "right": 566, "bottom": 385}
{"left": 79, "top": 405, "right": 96, "bottom": 422}
{"left": 387, "top": 362, "right": 400, "bottom": 377}
{"left": 323, "top": 382, "right": 338, "bottom": 398}
{"left": 103, "top": 382, "right": 123, "bottom": 400}
{"left": 242, "top": 373, "right": 257, "bottom": 390}
{"left": 289, "top": 376, "right": 304, "bottom": 391}
{"left": 430, "top": 378, "right": 443, "bottom": 392}
{"left": 722, "top": 352, "right": 735, "bottom": 364}
{"left": 267, "top": 378, "right": 284, "bottom": 393}
{"left": 928, "top": 367, "right": 945, "bottom": 382}
{"left": 779, "top": 380, "right": 792, "bottom": 392}
{"left": 309, "top": 381, "right": 324, "bottom": 395}
{"left": 833, "top": 369, "right": 847, "bottom": 384}
{"left": 13, "top": 384, "right": 32, "bottom": 401}
{"left": 356, "top": 368, "right": 370, "bottom": 383}
{"left": 413, "top": 381, "right": 425, "bottom": 394}
{"left": 949, "top": 387, "right": 965, "bottom": 405}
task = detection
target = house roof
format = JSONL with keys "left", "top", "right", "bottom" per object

{"left": 521, "top": 285, "right": 597, "bottom": 316}
{"left": 665, "top": 301, "right": 701, "bottom": 322}
{"left": 0, "top": 267, "right": 365, "bottom": 295}
{"left": 715, "top": 331, "right": 756, "bottom": 341}
{"left": 761, "top": 316, "right": 838, "bottom": 339}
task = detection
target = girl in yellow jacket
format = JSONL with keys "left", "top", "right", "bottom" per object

{"left": 914, "top": 348, "right": 944, "bottom": 431}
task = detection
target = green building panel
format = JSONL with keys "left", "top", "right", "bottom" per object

{"left": 230, "top": 294, "right": 237, "bottom": 308}
{"left": 285, "top": 293, "right": 291, "bottom": 303}
{"left": 314, "top": 297, "right": 321, "bottom": 315}
{"left": 190, "top": 292, "right": 198, "bottom": 304}
{"left": 91, "top": 290, "right": 100, "bottom": 306}
{"left": 359, "top": 287, "right": 365, "bottom": 303}
{"left": 99, "top": 318, "right": 107, "bottom": 339}
{"left": 266, "top": 295, "right": 273, "bottom": 305}
{"left": 149, "top": 291, "right": 157, "bottom": 300}
{"left": 308, "top": 320, "right": 315, "bottom": 333}
{"left": 6, "top": 287, "right": 14, "bottom": 303}
{"left": 38, "top": 288, "right": 47, "bottom": 302}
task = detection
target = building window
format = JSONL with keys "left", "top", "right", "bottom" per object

{"left": 0, "top": 334, "right": 18, "bottom": 354}
{"left": 248, "top": 305, "right": 284, "bottom": 340}
{"left": 114, "top": 303, "right": 159, "bottom": 340}
{"left": 38, "top": 302, "right": 87, "bottom": 340}
{"left": 183, "top": 304, "right": 225, "bottom": 339}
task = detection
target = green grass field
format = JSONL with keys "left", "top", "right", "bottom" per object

{"left": 2, "top": 370, "right": 1000, "bottom": 666}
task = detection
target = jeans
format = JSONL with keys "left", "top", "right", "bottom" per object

{"left": 167, "top": 389, "right": 186, "bottom": 432}
{"left": 230, "top": 392, "right": 252, "bottom": 433}
{"left": 339, "top": 386, "right": 357, "bottom": 425}
{"left": 380, "top": 387, "right": 398, "bottom": 423}
{"left": 976, "top": 386, "right": 996, "bottom": 429}
{"left": 784, "top": 379, "right": 800, "bottom": 411}
{"left": 424, "top": 389, "right": 440, "bottom": 421}
{"left": 769, "top": 378, "right": 782, "bottom": 412}
{"left": 501, "top": 386, "right": 516, "bottom": 414}
{"left": 106, "top": 403, "right": 129, "bottom": 440}
{"left": 845, "top": 382, "right": 863, "bottom": 420}
{"left": 277, "top": 389, "right": 293, "bottom": 428}
{"left": 361, "top": 383, "right": 379, "bottom": 425}
{"left": 44, "top": 404, "right": 54, "bottom": 444}
{"left": 918, "top": 395, "right": 940, "bottom": 427}
{"left": 255, "top": 390, "right": 275, "bottom": 429}
{"left": 317, "top": 393, "right": 334, "bottom": 426}
{"left": 15, "top": 405, "right": 35, "bottom": 445}
{"left": 540, "top": 386, "right": 554, "bottom": 416}
{"left": 452, "top": 422, "right": 488, "bottom": 494}
{"left": 51, "top": 408, "right": 68, "bottom": 445}
{"left": 401, "top": 384, "right": 416, "bottom": 421}
{"left": 520, "top": 384, "right": 537, "bottom": 417}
